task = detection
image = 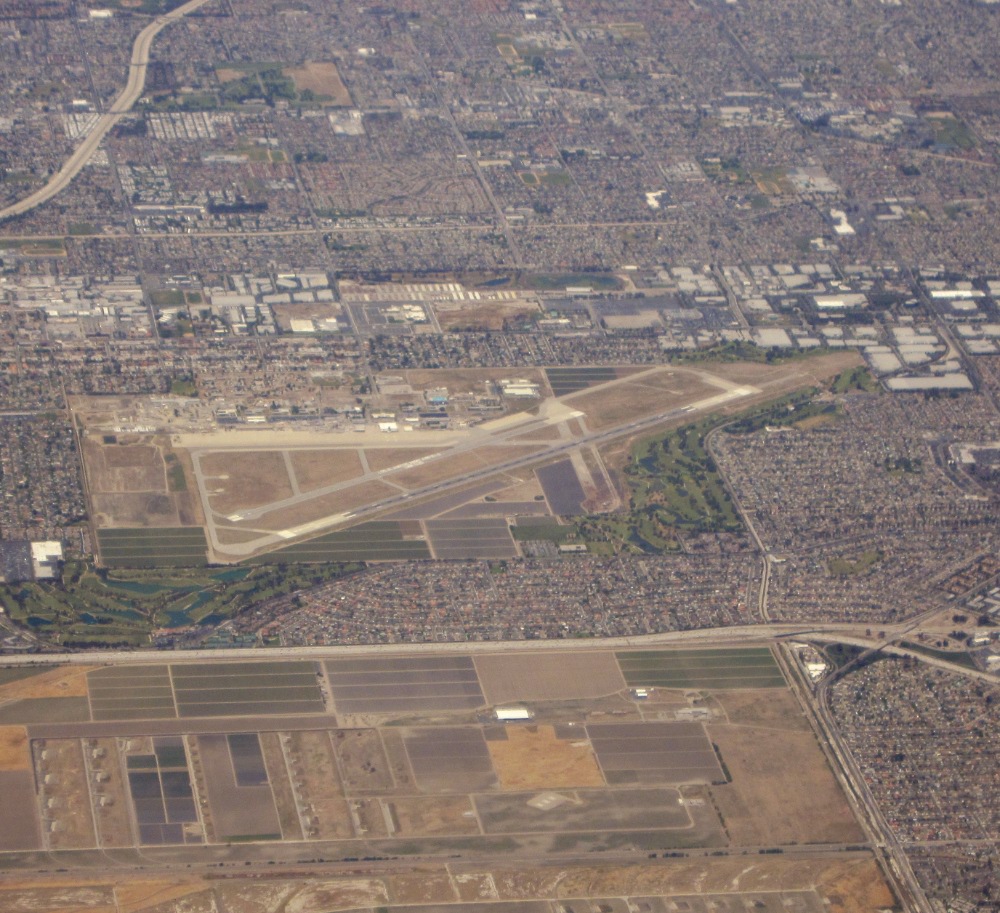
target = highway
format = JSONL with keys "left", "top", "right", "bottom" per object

{"left": 0, "top": 0, "right": 214, "bottom": 223}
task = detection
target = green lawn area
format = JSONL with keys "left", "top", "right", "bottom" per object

{"left": 0, "top": 560, "right": 359, "bottom": 647}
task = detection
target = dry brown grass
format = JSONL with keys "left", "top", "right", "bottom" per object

{"left": 249, "top": 479, "right": 396, "bottom": 533}
{"left": 0, "top": 666, "right": 94, "bottom": 701}
{"left": 571, "top": 374, "right": 714, "bottom": 431}
{"left": 82, "top": 440, "right": 165, "bottom": 493}
{"left": 0, "top": 726, "right": 29, "bottom": 770}
{"left": 488, "top": 725, "right": 605, "bottom": 790}
{"left": 435, "top": 301, "right": 539, "bottom": 331}
{"left": 475, "top": 652, "right": 624, "bottom": 704}
{"left": 387, "top": 445, "right": 542, "bottom": 490}
{"left": 390, "top": 870, "right": 461, "bottom": 904}
{"left": 708, "top": 725, "right": 864, "bottom": 846}
{"left": 37, "top": 738, "right": 97, "bottom": 850}
{"left": 285, "top": 61, "right": 351, "bottom": 105}
{"left": 117, "top": 879, "right": 210, "bottom": 913}
{"left": 388, "top": 796, "right": 480, "bottom": 836}
{"left": 715, "top": 689, "right": 812, "bottom": 731}
{"left": 203, "top": 450, "right": 294, "bottom": 514}
{"left": 290, "top": 449, "right": 365, "bottom": 492}
{"left": 490, "top": 857, "right": 890, "bottom": 911}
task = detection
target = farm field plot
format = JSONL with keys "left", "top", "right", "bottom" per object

{"left": 249, "top": 520, "right": 430, "bottom": 564}
{"left": 325, "top": 655, "right": 485, "bottom": 714}
{"left": 547, "top": 367, "right": 621, "bottom": 397}
{"left": 98, "top": 527, "right": 208, "bottom": 568}
{"left": 535, "top": 459, "right": 587, "bottom": 516}
{"left": 0, "top": 769, "right": 42, "bottom": 850}
{"left": 171, "top": 661, "right": 325, "bottom": 718}
{"left": 474, "top": 787, "right": 689, "bottom": 834}
{"left": 125, "top": 736, "right": 201, "bottom": 846}
{"left": 475, "top": 651, "right": 625, "bottom": 704}
{"left": 616, "top": 648, "right": 786, "bottom": 690}
{"left": 195, "top": 733, "right": 280, "bottom": 842}
{"left": 89, "top": 665, "right": 175, "bottom": 721}
{"left": 587, "top": 722, "right": 723, "bottom": 785}
{"left": 425, "top": 517, "right": 518, "bottom": 559}
{"left": 403, "top": 727, "right": 497, "bottom": 792}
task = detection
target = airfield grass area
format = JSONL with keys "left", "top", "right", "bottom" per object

{"left": 617, "top": 648, "right": 786, "bottom": 690}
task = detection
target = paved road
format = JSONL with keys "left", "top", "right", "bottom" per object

{"left": 0, "top": 0, "right": 214, "bottom": 222}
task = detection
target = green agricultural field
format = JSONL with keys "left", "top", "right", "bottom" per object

{"left": 617, "top": 647, "right": 786, "bottom": 689}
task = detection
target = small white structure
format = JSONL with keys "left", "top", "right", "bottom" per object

{"left": 495, "top": 707, "right": 533, "bottom": 722}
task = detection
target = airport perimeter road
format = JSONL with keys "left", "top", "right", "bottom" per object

{"left": 0, "top": 0, "right": 214, "bottom": 222}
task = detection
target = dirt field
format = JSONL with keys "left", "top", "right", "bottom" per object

{"left": 715, "top": 688, "right": 813, "bottom": 731}
{"left": 475, "top": 652, "right": 625, "bottom": 704}
{"left": 0, "top": 726, "right": 29, "bottom": 770}
{"left": 388, "top": 795, "right": 480, "bottom": 836}
{"left": 0, "top": 858, "right": 891, "bottom": 913}
{"left": 0, "top": 665, "right": 93, "bottom": 702}
{"left": 488, "top": 724, "right": 605, "bottom": 790}
{"left": 35, "top": 738, "right": 97, "bottom": 849}
{"left": 364, "top": 446, "right": 448, "bottom": 473}
{"left": 284, "top": 730, "right": 354, "bottom": 839}
{"left": 83, "top": 440, "right": 165, "bottom": 492}
{"left": 89, "top": 737, "right": 133, "bottom": 847}
{"left": 202, "top": 450, "right": 294, "bottom": 515}
{"left": 434, "top": 301, "right": 539, "bottom": 331}
{"left": 490, "top": 857, "right": 891, "bottom": 913}
{"left": 285, "top": 61, "right": 352, "bottom": 105}
{"left": 260, "top": 731, "right": 304, "bottom": 841}
{"left": 708, "top": 725, "right": 864, "bottom": 846}
{"left": 289, "top": 449, "right": 365, "bottom": 492}
{"left": 333, "top": 728, "right": 394, "bottom": 792}
{"left": 390, "top": 870, "right": 461, "bottom": 904}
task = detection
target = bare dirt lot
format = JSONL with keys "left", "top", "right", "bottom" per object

{"left": 285, "top": 61, "right": 352, "bottom": 105}
{"left": 715, "top": 688, "right": 813, "bottom": 731}
{"left": 708, "top": 724, "right": 864, "bottom": 846}
{"left": 284, "top": 730, "right": 354, "bottom": 839}
{"left": 289, "top": 449, "right": 365, "bottom": 492}
{"left": 434, "top": 301, "right": 539, "bottom": 331}
{"left": 475, "top": 652, "right": 625, "bottom": 704}
{"left": 388, "top": 795, "right": 480, "bottom": 836}
{"left": 387, "top": 445, "right": 543, "bottom": 490}
{"left": 202, "top": 450, "right": 294, "bottom": 515}
{"left": 35, "top": 738, "right": 97, "bottom": 849}
{"left": 0, "top": 726, "right": 29, "bottom": 770}
{"left": 488, "top": 725, "right": 605, "bottom": 790}
{"left": 83, "top": 440, "right": 164, "bottom": 491}
{"left": 333, "top": 728, "right": 394, "bottom": 792}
